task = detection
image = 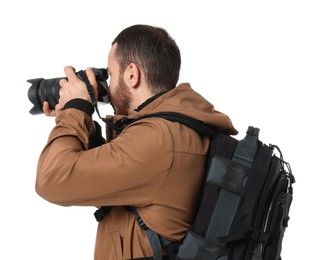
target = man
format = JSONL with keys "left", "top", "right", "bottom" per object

{"left": 36, "top": 24, "right": 237, "bottom": 260}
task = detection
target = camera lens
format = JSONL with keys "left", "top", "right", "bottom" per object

{"left": 27, "top": 77, "right": 62, "bottom": 115}
{"left": 27, "top": 68, "right": 109, "bottom": 115}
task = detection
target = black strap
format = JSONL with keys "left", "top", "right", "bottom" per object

{"left": 128, "top": 207, "right": 170, "bottom": 260}
{"left": 94, "top": 206, "right": 112, "bottom": 222}
{"left": 76, "top": 70, "right": 97, "bottom": 107}
{"left": 76, "top": 70, "right": 124, "bottom": 133}
{"left": 115, "top": 112, "right": 218, "bottom": 139}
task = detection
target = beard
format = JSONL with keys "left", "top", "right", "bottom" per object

{"left": 109, "top": 75, "right": 132, "bottom": 115}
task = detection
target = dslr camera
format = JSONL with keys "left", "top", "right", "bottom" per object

{"left": 27, "top": 68, "right": 109, "bottom": 115}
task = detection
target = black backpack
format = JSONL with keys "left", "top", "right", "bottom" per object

{"left": 95, "top": 112, "right": 295, "bottom": 260}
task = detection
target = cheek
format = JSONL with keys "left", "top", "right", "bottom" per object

{"left": 109, "top": 83, "right": 116, "bottom": 97}
{"left": 108, "top": 78, "right": 116, "bottom": 95}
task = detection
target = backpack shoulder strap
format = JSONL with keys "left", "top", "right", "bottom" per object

{"left": 127, "top": 207, "right": 174, "bottom": 260}
{"left": 118, "top": 112, "right": 218, "bottom": 139}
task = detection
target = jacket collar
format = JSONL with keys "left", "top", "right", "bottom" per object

{"left": 135, "top": 91, "right": 169, "bottom": 112}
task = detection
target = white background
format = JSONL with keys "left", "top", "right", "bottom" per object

{"left": 0, "top": 0, "right": 308, "bottom": 259}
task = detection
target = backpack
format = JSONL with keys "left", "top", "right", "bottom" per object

{"left": 94, "top": 112, "right": 295, "bottom": 260}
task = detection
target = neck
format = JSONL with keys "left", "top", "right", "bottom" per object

{"left": 129, "top": 84, "right": 155, "bottom": 113}
{"left": 134, "top": 91, "right": 169, "bottom": 112}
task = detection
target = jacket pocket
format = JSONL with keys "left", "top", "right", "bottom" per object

{"left": 112, "top": 231, "right": 123, "bottom": 260}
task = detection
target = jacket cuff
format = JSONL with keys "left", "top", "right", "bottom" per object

{"left": 63, "top": 98, "right": 94, "bottom": 116}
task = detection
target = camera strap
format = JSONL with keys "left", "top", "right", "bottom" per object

{"left": 76, "top": 70, "right": 97, "bottom": 107}
{"left": 76, "top": 70, "right": 119, "bottom": 131}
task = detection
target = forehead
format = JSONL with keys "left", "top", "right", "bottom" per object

{"left": 108, "top": 44, "right": 118, "bottom": 69}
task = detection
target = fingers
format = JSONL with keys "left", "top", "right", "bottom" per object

{"left": 42, "top": 101, "right": 57, "bottom": 117}
{"left": 63, "top": 66, "right": 78, "bottom": 81}
{"left": 55, "top": 104, "right": 63, "bottom": 117}
{"left": 59, "top": 78, "right": 67, "bottom": 88}
{"left": 85, "top": 67, "right": 96, "bottom": 84}
{"left": 42, "top": 101, "right": 50, "bottom": 114}
{"left": 62, "top": 66, "right": 95, "bottom": 85}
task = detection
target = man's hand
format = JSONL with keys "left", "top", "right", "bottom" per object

{"left": 58, "top": 66, "right": 91, "bottom": 107}
{"left": 42, "top": 66, "right": 99, "bottom": 117}
{"left": 42, "top": 101, "right": 59, "bottom": 117}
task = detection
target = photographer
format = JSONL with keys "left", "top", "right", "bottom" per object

{"left": 35, "top": 24, "right": 237, "bottom": 260}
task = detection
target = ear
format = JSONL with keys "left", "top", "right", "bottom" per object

{"left": 124, "top": 63, "right": 140, "bottom": 88}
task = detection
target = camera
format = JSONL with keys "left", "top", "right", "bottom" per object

{"left": 27, "top": 68, "right": 110, "bottom": 115}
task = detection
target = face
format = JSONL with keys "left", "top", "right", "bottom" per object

{"left": 107, "top": 44, "right": 132, "bottom": 115}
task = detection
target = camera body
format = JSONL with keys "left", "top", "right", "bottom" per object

{"left": 27, "top": 68, "right": 109, "bottom": 115}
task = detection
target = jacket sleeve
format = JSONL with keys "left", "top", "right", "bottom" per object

{"left": 35, "top": 108, "right": 173, "bottom": 207}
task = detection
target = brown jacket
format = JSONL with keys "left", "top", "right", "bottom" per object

{"left": 36, "top": 83, "right": 237, "bottom": 260}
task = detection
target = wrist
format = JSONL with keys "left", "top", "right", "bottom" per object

{"left": 63, "top": 98, "right": 94, "bottom": 116}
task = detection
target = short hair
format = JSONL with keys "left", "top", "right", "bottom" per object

{"left": 112, "top": 24, "right": 181, "bottom": 93}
